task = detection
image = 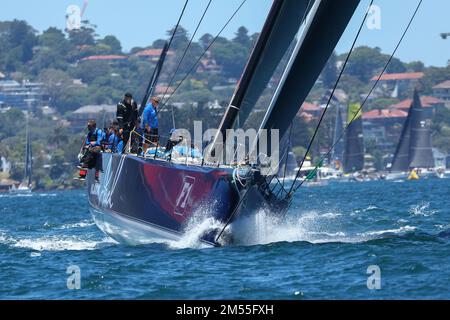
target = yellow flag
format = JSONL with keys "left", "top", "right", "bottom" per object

{"left": 347, "top": 103, "right": 362, "bottom": 125}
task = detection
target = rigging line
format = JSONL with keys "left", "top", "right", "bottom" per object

{"left": 291, "top": 0, "right": 423, "bottom": 195}
{"left": 140, "top": 0, "right": 188, "bottom": 109}
{"left": 216, "top": 1, "right": 314, "bottom": 243}
{"left": 161, "top": 0, "right": 213, "bottom": 105}
{"left": 171, "top": 105, "right": 176, "bottom": 128}
{"left": 287, "top": 0, "right": 375, "bottom": 195}
{"left": 239, "top": 0, "right": 313, "bottom": 164}
{"left": 158, "top": 0, "right": 248, "bottom": 114}
{"left": 282, "top": 123, "right": 294, "bottom": 187}
{"left": 167, "top": 0, "right": 189, "bottom": 53}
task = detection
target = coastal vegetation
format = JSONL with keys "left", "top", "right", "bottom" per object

{"left": 0, "top": 20, "right": 449, "bottom": 189}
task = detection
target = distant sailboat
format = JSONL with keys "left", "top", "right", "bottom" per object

{"left": 344, "top": 103, "right": 365, "bottom": 175}
{"left": 10, "top": 111, "right": 32, "bottom": 193}
{"left": 387, "top": 90, "right": 435, "bottom": 180}
{"left": 319, "top": 105, "right": 345, "bottom": 181}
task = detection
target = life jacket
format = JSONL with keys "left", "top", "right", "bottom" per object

{"left": 89, "top": 128, "right": 101, "bottom": 142}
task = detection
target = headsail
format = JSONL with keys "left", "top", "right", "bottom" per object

{"left": 259, "top": 0, "right": 361, "bottom": 141}
{"left": 391, "top": 104, "right": 412, "bottom": 172}
{"left": 344, "top": 103, "right": 364, "bottom": 173}
{"left": 215, "top": 0, "right": 313, "bottom": 146}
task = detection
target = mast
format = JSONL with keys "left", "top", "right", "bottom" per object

{"left": 331, "top": 105, "right": 344, "bottom": 169}
{"left": 344, "top": 103, "right": 364, "bottom": 173}
{"left": 258, "top": 0, "right": 361, "bottom": 148}
{"left": 24, "top": 109, "right": 32, "bottom": 187}
{"left": 139, "top": 41, "right": 170, "bottom": 115}
{"left": 214, "top": 0, "right": 312, "bottom": 148}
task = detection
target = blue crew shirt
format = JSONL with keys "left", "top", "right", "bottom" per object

{"left": 142, "top": 103, "right": 158, "bottom": 130}
{"left": 117, "top": 140, "right": 124, "bottom": 154}
{"left": 86, "top": 128, "right": 103, "bottom": 147}
{"left": 103, "top": 132, "right": 119, "bottom": 152}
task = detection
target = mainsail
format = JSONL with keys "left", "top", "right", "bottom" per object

{"left": 344, "top": 103, "right": 364, "bottom": 173}
{"left": 259, "top": 0, "right": 361, "bottom": 141}
{"left": 391, "top": 90, "right": 435, "bottom": 171}
{"left": 216, "top": 0, "right": 313, "bottom": 145}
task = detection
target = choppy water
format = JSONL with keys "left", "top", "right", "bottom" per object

{"left": 1, "top": 179, "right": 449, "bottom": 299}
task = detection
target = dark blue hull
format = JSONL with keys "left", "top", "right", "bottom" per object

{"left": 87, "top": 153, "right": 241, "bottom": 246}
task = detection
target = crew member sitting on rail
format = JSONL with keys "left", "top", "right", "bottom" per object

{"left": 142, "top": 96, "right": 160, "bottom": 153}
{"left": 102, "top": 122, "right": 119, "bottom": 153}
{"left": 76, "top": 120, "right": 103, "bottom": 181}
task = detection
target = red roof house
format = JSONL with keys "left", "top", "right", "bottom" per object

{"left": 371, "top": 72, "right": 424, "bottom": 82}
{"left": 391, "top": 96, "right": 444, "bottom": 109}
{"left": 363, "top": 109, "right": 408, "bottom": 120}
{"left": 81, "top": 55, "right": 128, "bottom": 62}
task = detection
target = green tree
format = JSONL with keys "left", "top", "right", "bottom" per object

{"left": 0, "top": 20, "right": 37, "bottom": 71}
{"left": 321, "top": 51, "right": 338, "bottom": 88}
{"left": 49, "top": 149, "right": 66, "bottom": 180}
{"left": 199, "top": 33, "right": 213, "bottom": 49}
{"left": 39, "top": 68, "right": 87, "bottom": 112}
{"left": 98, "top": 35, "right": 122, "bottom": 54}
{"left": 342, "top": 46, "right": 406, "bottom": 82}
{"left": 211, "top": 37, "right": 249, "bottom": 78}
{"left": 30, "top": 28, "right": 71, "bottom": 72}
{"left": 68, "top": 23, "right": 97, "bottom": 46}
{"left": 167, "top": 25, "right": 189, "bottom": 50}
{"left": 0, "top": 108, "right": 25, "bottom": 140}
{"left": 49, "top": 126, "right": 69, "bottom": 148}
{"left": 233, "top": 26, "right": 250, "bottom": 47}
{"left": 152, "top": 39, "right": 166, "bottom": 49}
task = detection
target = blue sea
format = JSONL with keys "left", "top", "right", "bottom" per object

{"left": 1, "top": 178, "right": 449, "bottom": 300}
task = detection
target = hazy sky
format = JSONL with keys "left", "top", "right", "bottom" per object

{"left": 0, "top": 0, "right": 449, "bottom": 67}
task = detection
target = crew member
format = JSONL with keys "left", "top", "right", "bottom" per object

{"left": 116, "top": 93, "right": 138, "bottom": 147}
{"left": 142, "top": 96, "right": 160, "bottom": 153}
{"left": 77, "top": 120, "right": 103, "bottom": 181}
{"left": 117, "top": 130, "right": 124, "bottom": 155}
{"left": 102, "top": 122, "right": 119, "bottom": 153}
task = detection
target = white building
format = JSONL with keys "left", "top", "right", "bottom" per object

{"left": 433, "top": 80, "right": 450, "bottom": 107}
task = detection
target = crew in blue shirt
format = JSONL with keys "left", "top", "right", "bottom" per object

{"left": 102, "top": 124, "right": 119, "bottom": 152}
{"left": 117, "top": 139, "right": 124, "bottom": 154}
{"left": 77, "top": 120, "right": 103, "bottom": 181}
{"left": 85, "top": 123, "right": 103, "bottom": 147}
{"left": 142, "top": 96, "right": 160, "bottom": 152}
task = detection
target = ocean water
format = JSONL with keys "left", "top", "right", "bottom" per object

{"left": 0, "top": 178, "right": 449, "bottom": 300}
